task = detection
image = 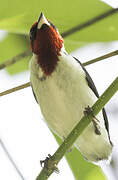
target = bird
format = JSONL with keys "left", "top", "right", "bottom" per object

{"left": 29, "top": 12, "right": 113, "bottom": 163}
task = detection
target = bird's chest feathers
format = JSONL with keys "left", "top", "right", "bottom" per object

{"left": 30, "top": 55, "right": 95, "bottom": 136}
{"left": 31, "top": 54, "right": 88, "bottom": 108}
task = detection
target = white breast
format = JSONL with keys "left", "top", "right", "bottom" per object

{"left": 30, "top": 52, "right": 112, "bottom": 162}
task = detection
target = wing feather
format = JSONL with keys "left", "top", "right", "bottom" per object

{"left": 73, "top": 57, "right": 112, "bottom": 144}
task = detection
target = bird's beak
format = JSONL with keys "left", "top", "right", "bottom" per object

{"left": 37, "top": 12, "right": 50, "bottom": 29}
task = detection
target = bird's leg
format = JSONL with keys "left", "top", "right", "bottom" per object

{"left": 84, "top": 106, "right": 101, "bottom": 135}
{"left": 40, "top": 154, "right": 59, "bottom": 174}
{"left": 92, "top": 117, "right": 101, "bottom": 135}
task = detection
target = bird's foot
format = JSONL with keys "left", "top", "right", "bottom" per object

{"left": 40, "top": 154, "right": 59, "bottom": 174}
{"left": 84, "top": 106, "right": 94, "bottom": 116}
{"left": 84, "top": 106, "right": 101, "bottom": 135}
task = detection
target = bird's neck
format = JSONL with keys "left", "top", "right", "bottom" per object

{"left": 36, "top": 48, "right": 59, "bottom": 76}
{"left": 34, "top": 27, "right": 64, "bottom": 76}
{"left": 36, "top": 44, "right": 65, "bottom": 76}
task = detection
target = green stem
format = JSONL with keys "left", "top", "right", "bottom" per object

{"left": 83, "top": 50, "right": 118, "bottom": 66}
{"left": 36, "top": 77, "right": 118, "bottom": 180}
{"left": 62, "top": 8, "right": 118, "bottom": 38}
{"left": 0, "top": 82, "right": 30, "bottom": 97}
{"left": 0, "top": 50, "right": 31, "bottom": 70}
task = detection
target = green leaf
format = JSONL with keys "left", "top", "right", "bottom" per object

{"left": 54, "top": 134, "right": 106, "bottom": 180}
{"left": 0, "top": 0, "right": 117, "bottom": 43}
{"left": 0, "top": 32, "right": 87, "bottom": 75}
{"left": 85, "top": 168, "right": 106, "bottom": 180}
{"left": 64, "top": 39, "right": 88, "bottom": 53}
{"left": 0, "top": 34, "right": 31, "bottom": 74}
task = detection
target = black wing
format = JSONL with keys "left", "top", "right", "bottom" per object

{"left": 73, "top": 57, "right": 112, "bottom": 144}
{"left": 31, "top": 83, "right": 38, "bottom": 103}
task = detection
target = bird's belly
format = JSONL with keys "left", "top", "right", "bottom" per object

{"left": 30, "top": 71, "right": 112, "bottom": 162}
{"left": 37, "top": 82, "right": 85, "bottom": 137}
{"left": 31, "top": 73, "right": 97, "bottom": 138}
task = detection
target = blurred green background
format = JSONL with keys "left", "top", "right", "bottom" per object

{"left": 0, "top": 0, "right": 118, "bottom": 75}
{"left": 0, "top": 0, "right": 117, "bottom": 179}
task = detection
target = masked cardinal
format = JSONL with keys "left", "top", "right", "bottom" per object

{"left": 29, "top": 12, "right": 112, "bottom": 163}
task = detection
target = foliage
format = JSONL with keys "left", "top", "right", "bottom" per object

{"left": 0, "top": 0, "right": 117, "bottom": 179}
{"left": 0, "top": 0, "right": 118, "bottom": 73}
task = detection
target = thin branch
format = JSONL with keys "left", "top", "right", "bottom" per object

{"left": 36, "top": 77, "right": 118, "bottom": 180}
{"left": 0, "top": 82, "right": 30, "bottom": 97}
{"left": 0, "top": 50, "right": 31, "bottom": 70}
{"left": 61, "top": 8, "right": 118, "bottom": 38}
{"left": 0, "top": 47, "right": 118, "bottom": 73}
{"left": 83, "top": 50, "right": 118, "bottom": 66}
{"left": 0, "top": 138, "right": 26, "bottom": 180}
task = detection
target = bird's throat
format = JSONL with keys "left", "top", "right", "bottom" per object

{"left": 35, "top": 26, "right": 63, "bottom": 76}
{"left": 37, "top": 48, "right": 59, "bottom": 76}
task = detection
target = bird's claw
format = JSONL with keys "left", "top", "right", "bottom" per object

{"left": 84, "top": 106, "right": 94, "bottom": 116}
{"left": 40, "top": 154, "right": 59, "bottom": 174}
